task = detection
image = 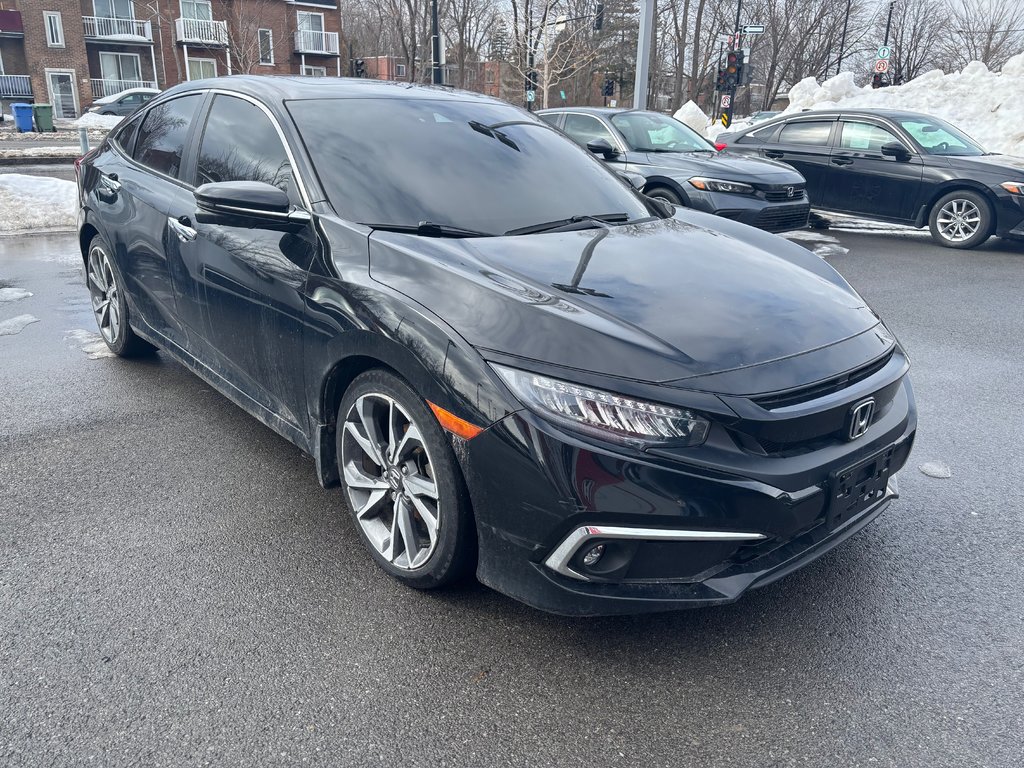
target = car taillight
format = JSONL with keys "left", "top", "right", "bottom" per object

{"left": 714, "top": 142, "right": 727, "bottom": 151}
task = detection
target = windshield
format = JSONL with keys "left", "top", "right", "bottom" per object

{"left": 287, "top": 98, "right": 651, "bottom": 234}
{"left": 610, "top": 112, "right": 714, "bottom": 153}
{"left": 898, "top": 117, "right": 985, "bottom": 156}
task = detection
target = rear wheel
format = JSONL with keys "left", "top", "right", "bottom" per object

{"left": 645, "top": 186, "right": 683, "bottom": 206}
{"left": 337, "top": 369, "right": 474, "bottom": 589}
{"left": 86, "top": 236, "right": 156, "bottom": 357}
{"left": 928, "top": 190, "right": 993, "bottom": 249}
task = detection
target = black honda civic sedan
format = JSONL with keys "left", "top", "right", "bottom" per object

{"left": 716, "top": 108, "right": 1024, "bottom": 249}
{"left": 538, "top": 107, "right": 811, "bottom": 233}
{"left": 77, "top": 77, "right": 916, "bottom": 615}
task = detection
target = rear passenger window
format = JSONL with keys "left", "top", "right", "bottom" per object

{"left": 112, "top": 114, "right": 143, "bottom": 155}
{"left": 778, "top": 121, "right": 833, "bottom": 146}
{"left": 133, "top": 94, "right": 203, "bottom": 179}
{"left": 195, "top": 94, "right": 293, "bottom": 193}
{"left": 538, "top": 113, "right": 561, "bottom": 128}
{"left": 737, "top": 124, "right": 780, "bottom": 144}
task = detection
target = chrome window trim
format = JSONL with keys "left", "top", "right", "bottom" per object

{"left": 544, "top": 525, "right": 767, "bottom": 581}
{"left": 558, "top": 110, "right": 628, "bottom": 155}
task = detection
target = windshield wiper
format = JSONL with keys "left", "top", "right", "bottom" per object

{"left": 364, "top": 221, "right": 494, "bottom": 238}
{"left": 504, "top": 213, "right": 632, "bottom": 236}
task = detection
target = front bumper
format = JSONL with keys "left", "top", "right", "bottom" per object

{"left": 687, "top": 188, "right": 811, "bottom": 232}
{"left": 458, "top": 377, "right": 916, "bottom": 616}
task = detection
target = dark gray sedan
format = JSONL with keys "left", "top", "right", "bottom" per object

{"left": 538, "top": 107, "right": 810, "bottom": 232}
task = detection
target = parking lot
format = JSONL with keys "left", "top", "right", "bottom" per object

{"left": 1, "top": 228, "right": 1022, "bottom": 767}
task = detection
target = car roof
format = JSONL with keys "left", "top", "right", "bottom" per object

{"left": 536, "top": 106, "right": 641, "bottom": 116}
{"left": 157, "top": 75, "right": 513, "bottom": 108}
{"left": 95, "top": 87, "right": 160, "bottom": 103}
{"left": 737, "top": 107, "right": 940, "bottom": 129}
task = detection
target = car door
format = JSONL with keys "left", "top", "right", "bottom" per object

{"left": 561, "top": 112, "right": 629, "bottom": 171}
{"left": 762, "top": 118, "right": 837, "bottom": 204}
{"left": 169, "top": 92, "right": 317, "bottom": 430}
{"left": 822, "top": 118, "right": 924, "bottom": 221}
{"left": 92, "top": 93, "right": 204, "bottom": 347}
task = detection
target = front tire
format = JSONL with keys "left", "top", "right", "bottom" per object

{"left": 337, "top": 369, "right": 474, "bottom": 590}
{"left": 86, "top": 236, "right": 156, "bottom": 357}
{"left": 928, "top": 190, "right": 993, "bottom": 249}
{"left": 645, "top": 186, "right": 683, "bottom": 206}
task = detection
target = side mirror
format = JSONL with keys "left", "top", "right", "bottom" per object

{"left": 617, "top": 170, "right": 646, "bottom": 190}
{"left": 880, "top": 142, "right": 911, "bottom": 160}
{"left": 194, "top": 181, "right": 311, "bottom": 230}
{"left": 586, "top": 137, "right": 620, "bottom": 159}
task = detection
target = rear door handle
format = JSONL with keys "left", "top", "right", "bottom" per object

{"left": 831, "top": 158, "right": 854, "bottom": 166}
{"left": 99, "top": 173, "right": 121, "bottom": 192}
{"left": 168, "top": 215, "right": 197, "bottom": 243}
{"left": 765, "top": 150, "right": 784, "bottom": 159}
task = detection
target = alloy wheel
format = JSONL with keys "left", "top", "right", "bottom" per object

{"left": 340, "top": 393, "right": 441, "bottom": 570}
{"left": 88, "top": 245, "right": 121, "bottom": 343}
{"left": 935, "top": 198, "right": 981, "bottom": 243}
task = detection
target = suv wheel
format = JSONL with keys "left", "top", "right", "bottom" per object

{"left": 337, "top": 370, "right": 474, "bottom": 589}
{"left": 928, "top": 190, "right": 993, "bottom": 249}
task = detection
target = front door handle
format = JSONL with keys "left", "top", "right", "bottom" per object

{"left": 765, "top": 150, "right": 784, "bottom": 159}
{"left": 831, "top": 158, "right": 854, "bottom": 166}
{"left": 99, "top": 173, "right": 121, "bottom": 193}
{"left": 168, "top": 215, "right": 197, "bottom": 243}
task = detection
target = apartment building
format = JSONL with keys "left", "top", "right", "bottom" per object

{"left": 0, "top": 0, "right": 342, "bottom": 117}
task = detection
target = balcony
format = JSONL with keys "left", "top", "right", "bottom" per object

{"left": 294, "top": 29, "right": 339, "bottom": 55}
{"left": 175, "top": 17, "right": 228, "bottom": 46}
{"left": 82, "top": 16, "right": 153, "bottom": 42}
{"left": 0, "top": 74, "right": 32, "bottom": 99}
{"left": 91, "top": 78, "right": 157, "bottom": 98}
{"left": 0, "top": 9, "right": 25, "bottom": 36}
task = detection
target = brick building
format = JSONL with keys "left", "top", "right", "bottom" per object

{"left": 0, "top": 0, "right": 342, "bottom": 117}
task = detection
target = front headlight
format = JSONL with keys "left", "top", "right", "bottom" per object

{"left": 87, "top": 106, "right": 100, "bottom": 113}
{"left": 1000, "top": 181, "right": 1024, "bottom": 195}
{"left": 493, "top": 365, "right": 710, "bottom": 448}
{"left": 688, "top": 177, "right": 754, "bottom": 195}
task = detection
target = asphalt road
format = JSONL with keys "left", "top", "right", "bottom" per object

{"left": 1, "top": 229, "right": 1022, "bottom": 767}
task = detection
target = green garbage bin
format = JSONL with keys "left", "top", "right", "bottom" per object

{"left": 32, "top": 103, "right": 56, "bottom": 132}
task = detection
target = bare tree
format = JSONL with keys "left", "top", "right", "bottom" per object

{"left": 222, "top": 0, "right": 289, "bottom": 74}
{"left": 938, "top": 0, "right": 1024, "bottom": 70}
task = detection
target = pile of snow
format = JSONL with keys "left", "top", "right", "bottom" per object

{"left": 780, "top": 53, "right": 1024, "bottom": 156}
{"left": 673, "top": 100, "right": 710, "bottom": 134}
{"left": 0, "top": 146, "right": 81, "bottom": 159}
{"left": 0, "top": 174, "right": 77, "bottom": 234}
{"left": 73, "top": 112, "right": 123, "bottom": 130}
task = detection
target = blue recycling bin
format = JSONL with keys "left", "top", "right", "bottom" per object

{"left": 11, "top": 103, "right": 34, "bottom": 133}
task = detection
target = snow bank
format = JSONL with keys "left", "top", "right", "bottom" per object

{"left": 0, "top": 174, "right": 77, "bottom": 234}
{"left": 782, "top": 53, "right": 1024, "bottom": 157}
{"left": 673, "top": 100, "right": 710, "bottom": 134}
{"left": 0, "top": 146, "right": 81, "bottom": 159}
{"left": 72, "top": 112, "right": 123, "bottom": 130}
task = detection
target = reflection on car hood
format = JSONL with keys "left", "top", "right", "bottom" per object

{"left": 633, "top": 150, "right": 803, "bottom": 182}
{"left": 944, "top": 152, "right": 1024, "bottom": 175}
{"left": 368, "top": 212, "right": 879, "bottom": 384}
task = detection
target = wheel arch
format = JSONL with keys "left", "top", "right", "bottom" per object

{"left": 915, "top": 181, "right": 998, "bottom": 229}
{"left": 641, "top": 175, "right": 691, "bottom": 205}
{"left": 79, "top": 222, "right": 100, "bottom": 275}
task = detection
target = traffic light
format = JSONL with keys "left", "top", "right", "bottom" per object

{"left": 354, "top": 58, "right": 366, "bottom": 77}
{"left": 602, "top": 78, "right": 615, "bottom": 97}
{"left": 715, "top": 68, "right": 727, "bottom": 91}
{"left": 725, "top": 50, "right": 744, "bottom": 88}
{"left": 740, "top": 58, "right": 754, "bottom": 86}
{"left": 525, "top": 71, "right": 538, "bottom": 91}
{"left": 594, "top": 2, "right": 604, "bottom": 31}
{"left": 871, "top": 73, "right": 889, "bottom": 88}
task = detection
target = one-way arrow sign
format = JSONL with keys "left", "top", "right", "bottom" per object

{"left": 741, "top": 24, "right": 766, "bottom": 34}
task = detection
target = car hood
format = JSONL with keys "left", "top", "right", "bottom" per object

{"left": 367, "top": 211, "right": 878, "bottom": 384}
{"left": 632, "top": 150, "right": 803, "bottom": 183}
{"left": 943, "top": 152, "right": 1024, "bottom": 175}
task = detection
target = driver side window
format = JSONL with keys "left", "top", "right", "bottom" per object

{"left": 840, "top": 121, "right": 900, "bottom": 152}
{"left": 562, "top": 114, "right": 617, "bottom": 149}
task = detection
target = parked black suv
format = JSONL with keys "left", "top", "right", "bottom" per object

{"left": 538, "top": 107, "right": 811, "bottom": 233}
{"left": 717, "top": 108, "right": 1024, "bottom": 249}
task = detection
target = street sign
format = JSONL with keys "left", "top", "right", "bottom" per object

{"left": 526, "top": 89, "right": 535, "bottom": 102}
{"left": 877, "top": 45, "right": 892, "bottom": 59}
{"left": 874, "top": 59, "right": 889, "bottom": 73}
{"left": 609, "top": 99, "right": 617, "bottom": 107}
{"left": 720, "top": 94, "right": 731, "bottom": 108}
{"left": 559, "top": 90, "right": 566, "bottom": 100}
{"left": 741, "top": 24, "right": 765, "bottom": 34}
{"left": 720, "top": 113, "right": 730, "bottom": 127}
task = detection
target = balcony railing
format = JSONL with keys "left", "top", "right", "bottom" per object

{"left": 82, "top": 16, "right": 153, "bottom": 41}
{"left": 91, "top": 78, "right": 157, "bottom": 98}
{"left": 294, "top": 29, "right": 339, "bottom": 55}
{"left": 175, "top": 17, "right": 228, "bottom": 45}
{"left": 0, "top": 74, "right": 32, "bottom": 98}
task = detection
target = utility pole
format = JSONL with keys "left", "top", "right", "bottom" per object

{"left": 720, "top": 0, "right": 743, "bottom": 128}
{"left": 837, "top": 0, "right": 852, "bottom": 76}
{"left": 883, "top": 0, "right": 895, "bottom": 47}
{"left": 633, "top": 0, "right": 655, "bottom": 109}
{"left": 430, "top": 0, "right": 442, "bottom": 85}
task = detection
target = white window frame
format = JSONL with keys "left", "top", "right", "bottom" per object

{"left": 0, "top": 49, "right": 5, "bottom": 76}
{"left": 296, "top": 11, "right": 324, "bottom": 33}
{"left": 301, "top": 65, "right": 327, "bottom": 77}
{"left": 258, "top": 28, "right": 274, "bottom": 65}
{"left": 93, "top": 0, "right": 135, "bottom": 20}
{"left": 395, "top": 63, "right": 406, "bottom": 77}
{"left": 45, "top": 68, "right": 79, "bottom": 117}
{"left": 187, "top": 57, "right": 217, "bottom": 80}
{"left": 44, "top": 12, "right": 65, "bottom": 48}
{"left": 179, "top": 0, "right": 212, "bottom": 21}
{"left": 99, "top": 51, "right": 142, "bottom": 82}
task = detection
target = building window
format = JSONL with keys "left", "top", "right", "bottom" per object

{"left": 99, "top": 52, "right": 142, "bottom": 84}
{"left": 258, "top": 29, "right": 274, "bottom": 65}
{"left": 180, "top": 0, "right": 212, "bottom": 21}
{"left": 94, "top": 0, "right": 135, "bottom": 20}
{"left": 301, "top": 65, "right": 326, "bottom": 77}
{"left": 44, "top": 12, "right": 64, "bottom": 47}
{"left": 395, "top": 63, "right": 406, "bottom": 78}
{"left": 187, "top": 57, "right": 217, "bottom": 80}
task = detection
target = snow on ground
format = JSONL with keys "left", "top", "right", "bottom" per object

{"left": 0, "top": 174, "right": 77, "bottom": 234}
{"left": 0, "top": 287, "right": 33, "bottom": 302}
{"left": 0, "top": 314, "right": 39, "bottom": 336}
{"left": 72, "top": 112, "right": 123, "bottom": 130}
{"left": 64, "top": 328, "right": 115, "bottom": 359}
{"left": 0, "top": 146, "right": 81, "bottom": 159}
{"left": 777, "top": 54, "right": 1024, "bottom": 156}
{"left": 673, "top": 101, "right": 710, "bottom": 133}
{"left": 781, "top": 230, "right": 850, "bottom": 258}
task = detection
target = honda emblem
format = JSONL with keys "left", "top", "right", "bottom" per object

{"left": 847, "top": 398, "right": 875, "bottom": 440}
{"left": 786, "top": 186, "right": 795, "bottom": 198}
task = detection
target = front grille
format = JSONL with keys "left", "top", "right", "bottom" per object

{"left": 753, "top": 349, "right": 895, "bottom": 410}
{"left": 753, "top": 203, "right": 811, "bottom": 232}
{"left": 764, "top": 188, "right": 806, "bottom": 202}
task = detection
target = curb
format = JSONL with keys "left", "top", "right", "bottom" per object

{"left": 0, "top": 155, "right": 77, "bottom": 166}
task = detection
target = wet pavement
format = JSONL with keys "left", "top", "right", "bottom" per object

{"left": 1, "top": 231, "right": 1023, "bottom": 767}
